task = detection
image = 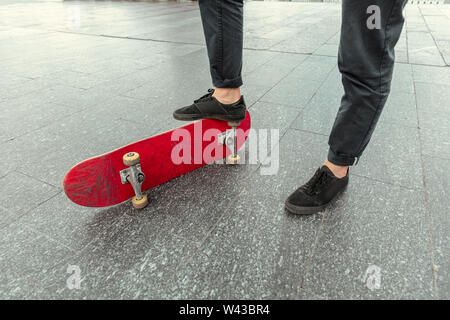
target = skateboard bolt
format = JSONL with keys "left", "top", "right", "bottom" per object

{"left": 226, "top": 137, "right": 233, "bottom": 146}
{"left": 127, "top": 152, "right": 135, "bottom": 157}
{"left": 138, "top": 173, "right": 145, "bottom": 183}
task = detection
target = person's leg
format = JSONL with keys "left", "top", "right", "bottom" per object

{"left": 174, "top": 0, "right": 245, "bottom": 121}
{"left": 286, "top": 0, "right": 408, "bottom": 215}
{"left": 199, "top": 0, "right": 244, "bottom": 104}
{"left": 327, "top": 0, "right": 408, "bottom": 171}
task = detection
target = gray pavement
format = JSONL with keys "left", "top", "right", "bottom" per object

{"left": 0, "top": 0, "right": 449, "bottom": 299}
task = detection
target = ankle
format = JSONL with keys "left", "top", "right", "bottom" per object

{"left": 323, "top": 159, "right": 348, "bottom": 179}
{"left": 213, "top": 88, "right": 241, "bottom": 104}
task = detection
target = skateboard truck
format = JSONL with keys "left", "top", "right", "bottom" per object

{"left": 119, "top": 152, "right": 148, "bottom": 209}
{"left": 227, "top": 121, "right": 240, "bottom": 165}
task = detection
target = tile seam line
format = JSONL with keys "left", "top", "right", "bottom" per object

{"left": 0, "top": 107, "right": 85, "bottom": 146}
{"left": 0, "top": 190, "right": 62, "bottom": 232}
{"left": 405, "top": 12, "right": 411, "bottom": 64}
{"left": 297, "top": 217, "right": 325, "bottom": 296}
{"left": 277, "top": 63, "right": 340, "bottom": 297}
{"left": 38, "top": 29, "right": 450, "bottom": 68}
{"left": 418, "top": 5, "right": 448, "bottom": 66}
{"left": 412, "top": 68, "right": 439, "bottom": 299}
{"left": 13, "top": 169, "right": 60, "bottom": 189}
{"left": 161, "top": 107, "right": 312, "bottom": 294}
{"left": 160, "top": 168, "right": 262, "bottom": 298}
{"left": 351, "top": 172, "right": 423, "bottom": 191}
{"left": 253, "top": 56, "right": 337, "bottom": 112}
{"left": 22, "top": 219, "right": 77, "bottom": 254}
{"left": 420, "top": 153, "right": 450, "bottom": 162}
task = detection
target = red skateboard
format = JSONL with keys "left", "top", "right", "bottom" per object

{"left": 63, "top": 111, "right": 251, "bottom": 209}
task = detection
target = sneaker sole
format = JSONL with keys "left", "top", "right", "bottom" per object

{"left": 173, "top": 112, "right": 245, "bottom": 122}
{"left": 284, "top": 201, "right": 329, "bottom": 215}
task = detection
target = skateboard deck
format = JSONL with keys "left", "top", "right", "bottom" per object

{"left": 63, "top": 111, "right": 251, "bottom": 208}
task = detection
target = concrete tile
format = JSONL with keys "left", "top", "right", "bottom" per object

{"left": 2, "top": 130, "right": 98, "bottom": 188}
{"left": 270, "top": 32, "right": 328, "bottom": 55}
{"left": 415, "top": 82, "right": 450, "bottom": 159}
{"left": 0, "top": 205, "right": 17, "bottom": 230}
{"left": 0, "top": 272, "right": 40, "bottom": 300}
{"left": 382, "top": 92, "right": 418, "bottom": 128}
{"left": 244, "top": 36, "right": 282, "bottom": 50}
{"left": 16, "top": 193, "right": 125, "bottom": 252}
{"left": 0, "top": 142, "right": 17, "bottom": 178}
{"left": 250, "top": 101, "right": 301, "bottom": 136}
{"left": 243, "top": 84, "right": 272, "bottom": 108}
{"left": 242, "top": 49, "right": 279, "bottom": 75}
{"left": 167, "top": 198, "right": 322, "bottom": 299}
{"left": 303, "top": 176, "right": 434, "bottom": 299}
{"left": 415, "top": 82, "right": 450, "bottom": 133}
{"left": 0, "top": 98, "right": 76, "bottom": 143}
{"left": 244, "top": 63, "right": 296, "bottom": 88}
{"left": 260, "top": 78, "right": 322, "bottom": 108}
{"left": 290, "top": 80, "right": 341, "bottom": 136}
{"left": 420, "top": 128, "right": 450, "bottom": 160}
{"left": 391, "top": 63, "right": 414, "bottom": 94}
{"left": 313, "top": 44, "right": 338, "bottom": 57}
{"left": 52, "top": 218, "right": 198, "bottom": 299}
{"left": 422, "top": 156, "right": 450, "bottom": 299}
{"left": 432, "top": 30, "right": 450, "bottom": 42}
{"left": 407, "top": 32, "right": 446, "bottom": 66}
{"left": 0, "top": 77, "right": 56, "bottom": 102}
{"left": 286, "top": 55, "right": 337, "bottom": 83}
{"left": 121, "top": 63, "right": 211, "bottom": 103}
{"left": 264, "top": 52, "right": 309, "bottom": 70}
{"left": 0, "top": 222, "right": 74, "bottom": 299}
{"left": 0, "top": 171, "right": 59, "bottom": 217}
{"left": 396, "top": 50, "right": 409, "bottom": 64}
{"left": 39, "top": 70, "right": 111, "bottom": 90}
{"left": 1, "top": 60, "right": 67, "bottom": 79}
{"left": 36, "top": 84, "right": 98, "bottom": 109}
{"left": 353, "top": 121, "right": 423, "bottom": 190}
{"left": 412, "top": 64, "right": 450, "bottom": 85}
{"left": 167, "top": 130, "right": 328, "bottom": 299}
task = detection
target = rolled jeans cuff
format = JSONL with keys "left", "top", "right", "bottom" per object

{"left": 213, "top": 75, "right": 243, "bottom": 88}
{"left": 327, "top": 148, "right": 358, "bottom": 166}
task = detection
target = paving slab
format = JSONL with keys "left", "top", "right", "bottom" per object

{"left": 46, "top": 217, "right": 199, "bottom": 299}
{"left": 407, "top": 31, "right": 446, "bottom": 66}
{"left": 15, "top": 193, "right": 125, "bottom": 253}
{"left": 0, "top": 0, "right": 448, "bottom": 300}
{"left": 0, "top": 171, "right": 60, "bottom": 218}
{"left": 352, "top": 121, "right": 423, "bottom": 190}
{"left": 244, "top": 61, "right": 297, "bottom": 88}
{"left": 412, "top": 64, "right": 450, "bottom": 85}
{"left": 260, "top": 79, "right": 322, "bottom": 109}
{"left": 415, "top": 82, "right": 450, "bottom": 159}
{"left": 382, "top": 92, "right": 418, "bottom": 128}
{"left": 302, "top": 176, "right": 434, "bottom": 299}
{"left": 391, "top": 63, "right": 415, "bottom": 94}
{"left": 422, "top": 156, "right": 450, "bottom": 300}
{"left": 167, "top": 129, "right": 328, "bottom": 299}
{"left": 0, "top": 222, "right": 74, "bottom": 299}
{"left": 0, "top": 97, "right": 77, "bottom": 143}
{"left": 436, "top": 40, "right": 450, "bottom": 65}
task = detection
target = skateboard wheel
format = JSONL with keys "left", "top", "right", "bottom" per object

{"left": 132, "top": 194, "right": 148, "bottom": 209}
{"left": 228, "top": 154, "right": 240, "bottom": 165}
{"left": 123, "top": 152, "right": 140, "bottom": 166}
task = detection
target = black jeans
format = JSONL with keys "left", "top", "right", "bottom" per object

{"left": 198, "top": 0, "right": 408, "bottom": 166}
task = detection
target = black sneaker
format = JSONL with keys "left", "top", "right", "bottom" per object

{"left": 173, "top": 89, "right": 246, "bottom": 122}
{"left": 285, "top": 166, "right": 349, "bottom": 215}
